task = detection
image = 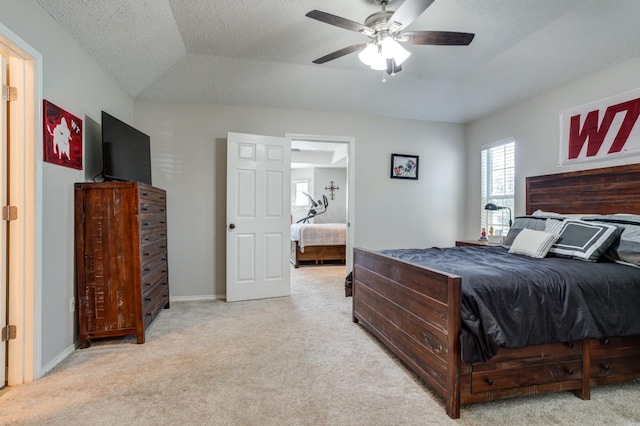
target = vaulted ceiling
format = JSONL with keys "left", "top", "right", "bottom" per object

{"left": 37, "top": 0, "right": 640, "bottom": 123}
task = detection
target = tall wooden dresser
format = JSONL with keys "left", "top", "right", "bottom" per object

{"left": 74, "top": 181, "right": 170, "bottom": 348}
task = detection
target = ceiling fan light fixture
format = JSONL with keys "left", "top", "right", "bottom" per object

{"left": 381, "top": 36, "right": 411, "bottom": 65}
{"left": 369, "top": 54, "right": 388, "bottom": 71}
{"left": 358, "top": 42, "right": 379, "bottom": 66}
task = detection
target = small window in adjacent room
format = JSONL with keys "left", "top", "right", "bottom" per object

{"left": 481, "top": 138, "right": 515, "bottom": 237}
{"left": 292, "top": 180, "right": 311, "bottom": 209}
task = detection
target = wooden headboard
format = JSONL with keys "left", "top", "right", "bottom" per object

{"left": 526, "top": 163, "right": 640, "bottom": 215}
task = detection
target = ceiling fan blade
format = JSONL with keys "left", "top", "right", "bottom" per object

{"left": 388, "top": 0, "right": 436, "bottom": 32}
{"left": 306, "top": 10, "right": 374, "bottom": 36}
{"left": 401, "top": 31, "right": 475, "bottom": 45}
{"left": 312, "top": 42, "right": 368, "bottom": 64}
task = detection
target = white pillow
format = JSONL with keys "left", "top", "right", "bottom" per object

{"left": 532, "top": 209, "right": 588, "bottom": 219}
{"left": 508, "top": 228, "right": 559, "bottom": 258}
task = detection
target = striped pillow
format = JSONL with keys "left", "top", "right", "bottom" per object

{"left": 508, "top": 229, "right": 559, "bottom": 258}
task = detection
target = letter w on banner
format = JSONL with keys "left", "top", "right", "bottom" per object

{"left": 559, "top": 88, "right": 640, "bottom": 166}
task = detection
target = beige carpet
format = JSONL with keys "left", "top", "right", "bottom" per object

{"left": 1, "top": 265, "right": 639, "bottom": 425}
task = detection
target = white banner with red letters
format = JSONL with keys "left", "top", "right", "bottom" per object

{"left": 559, "top": 88, "right": 640, "bottom": 166}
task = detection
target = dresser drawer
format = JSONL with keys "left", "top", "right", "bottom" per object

{"left": 142, "top": 278, "right": 169, "bottom": 328}
{"left": 141, "top": 254, "right": 168, "bottom": 285}
{"left": 139, "top": 214, "right": 167, "bottom": 230}
{"left": 143, "top": 274, "right": 169, "bottom": 309}
{"left": 140, "top": 202, "right": 166, "bottom": 214}
{"left": 140, "top": 228, "right": 168, "bottom": 245}
{"left": 589, "top": 336, "right": 640, "bottom": 379}
{"left": 138, "top": 186, "right": 166, "bottom": 204}
{"left": 471, "top": 359, "right": 583, "bottom": 393}
{"left": 140, "top": 238, "right": 168, "bottom": 260}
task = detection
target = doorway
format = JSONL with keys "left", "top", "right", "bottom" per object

{"left": 287, "top": 133, "right": 355, "bottom": 272}
{"left": 1, "top": 23, "right": 41, "bottom": 386}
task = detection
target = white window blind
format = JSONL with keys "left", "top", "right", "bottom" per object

{"left": 481, "top": 139, "right": 515, "bottom": 237}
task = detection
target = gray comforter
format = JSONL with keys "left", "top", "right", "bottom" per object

{"left": 379, "top": 246, "right": 640, "bottom": 363}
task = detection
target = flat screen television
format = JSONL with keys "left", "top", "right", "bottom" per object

{"left": 101, "top": 111, "right": 152, "bottom": 185}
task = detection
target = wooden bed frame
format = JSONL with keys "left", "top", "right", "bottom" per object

{"left": 290, "top": 240, "right": 346, "bottom": 268}
{"left": 352, "top": 163, "right": 640, "bottom": 419}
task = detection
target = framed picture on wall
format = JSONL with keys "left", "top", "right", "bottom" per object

{"left": 390, "top": 153, "right": 419, "bottom": 180}
{"left": 43, "top": 99, "right": 83, "bottom": 170}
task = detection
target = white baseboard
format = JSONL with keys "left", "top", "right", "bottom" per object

{"left": 170, "top": 295, "right": 222, "bottom": 302}
{"left": 41, "top": 344, "right": 76, "bottom": 377}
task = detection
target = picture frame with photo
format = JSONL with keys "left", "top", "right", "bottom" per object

{"left": 390, "top": 153, "right": 419, "bottom": 180}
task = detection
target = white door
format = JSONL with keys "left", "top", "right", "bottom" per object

{"left": 226, "top": 132, "right": 291, "bottom": 302}
{"left": 0, "top": 55, "right": 8, "bottom": 386}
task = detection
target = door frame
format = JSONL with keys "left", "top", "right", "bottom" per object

{"left": 285, "top": 133, "right": 355, "bottom": 271}
{"left": 1, "top": 22, "right": 42, "bottom": 385}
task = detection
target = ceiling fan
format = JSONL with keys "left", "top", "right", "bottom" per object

{"left": 306, "top": 0, "right": 474, "bottom": 76}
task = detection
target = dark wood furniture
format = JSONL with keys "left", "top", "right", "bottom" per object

{"left": 290, "top": 240, "right": 346, "bottom": 267}
{"left": 353, "top": 163, "right": 640, "bottom": 419}
{"left": 74, "top": 182, "right": 170, "bottom": 348}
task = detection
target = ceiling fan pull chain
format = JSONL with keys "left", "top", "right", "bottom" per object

{"left": 381, "top": 70, "right": 387, "bottom": 83}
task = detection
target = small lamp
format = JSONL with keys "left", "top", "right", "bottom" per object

{"left": 484, "top": 203, "right": 512, "bottom": 227}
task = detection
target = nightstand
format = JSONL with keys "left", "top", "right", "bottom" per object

{"left": 455, "top": 240, "right": 502, "bottom": 247}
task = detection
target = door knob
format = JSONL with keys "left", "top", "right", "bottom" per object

{"left": 229, "top": 223, "right": 236, "bottom": 230}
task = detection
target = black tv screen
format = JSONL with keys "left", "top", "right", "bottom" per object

{"left": 101, "top": 111, "right": 152, "bottom": 185}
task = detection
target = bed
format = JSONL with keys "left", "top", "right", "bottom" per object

{"left": 290, "top": 223, "right": 346, "bottom": 267}
{"left": 352, "top": 163, "right": 640, "bottom": 419}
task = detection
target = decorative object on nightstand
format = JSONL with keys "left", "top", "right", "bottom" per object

{"left": 484, "top": 203, "right": 513, "bottom": 227}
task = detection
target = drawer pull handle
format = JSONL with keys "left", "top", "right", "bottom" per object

{"left": 162, "top": 282, "right": 168, "bottom": 286}
{"left": 145, "top": 297, "right": 151, "bottom": 302}
{"left": 141, "top": 204, "right": 148, "bottom": 211}
{"left": 144, "top": 252, "right": 150, "bottom": 256}
{"left": 161, "top": 220, "right": 166, "bottom": 224}
{"left": 146, "top": 312, "right": 152, "bottom": 317}
{"left": 161, "top": 208, "right": 166, "bottom": 212}
{"left": 142, "top": 221, "right": 150, "bottom": 226}
{"left": 144, "top": 282, "right": 151, "bottom": 287}
{"left": 142, "top": 192, "right": 148, "bottom": 196}
{"left": 565, "top": 368, "right": 574, "bottom": 375}
{"left": 143, "top": 238, "right": 149, "bottom": 243}
{"left": 143, "top": 268, "right": 150, "bottom": 273}
{"left": 565, "top": 342, "right": 574, "bottom": 349}
{"left": 602, "top": 338, "right": 610, "bottom": 345}
{"left": 486, "top": 379, "right": 494, "bottom": 386}
{"left": 602, "top": 364, "right": 610, "bottom": 371}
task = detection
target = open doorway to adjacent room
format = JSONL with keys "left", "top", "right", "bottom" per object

{"left": 287, "top": 134, "right": 354, "bottom": 278}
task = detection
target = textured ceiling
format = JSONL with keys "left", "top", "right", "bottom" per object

{"left": 36, "top": 0, "right": 640, "bottom": 123}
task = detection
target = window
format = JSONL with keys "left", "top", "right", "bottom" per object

{"left": 292, "top": 180, "right": 311, "bottom": 209}
{"left": 481, "top": 138, "right": 515, "bottom": 237}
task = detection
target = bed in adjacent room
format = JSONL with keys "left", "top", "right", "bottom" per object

{"left": 290, "top": 223, "right": 346, "bottom": 267}
{"left": 352, "top": 163, "right": 640, "bottom": 419}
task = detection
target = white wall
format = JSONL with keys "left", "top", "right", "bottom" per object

{"left": 465, "top": 57, "right": 640, "bottom": 239}
{"left": 133, "top": 100, "right": 466, "bottom": 299}
{"left": 313, "top": 168, "right": 346, "bottom": 224}
{"left": 0, "top": 0, "right": 133, "bottom": 373}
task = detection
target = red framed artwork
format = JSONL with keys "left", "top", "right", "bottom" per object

{"left": 43, "top": 99, "right": 83, "bottom": 170}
